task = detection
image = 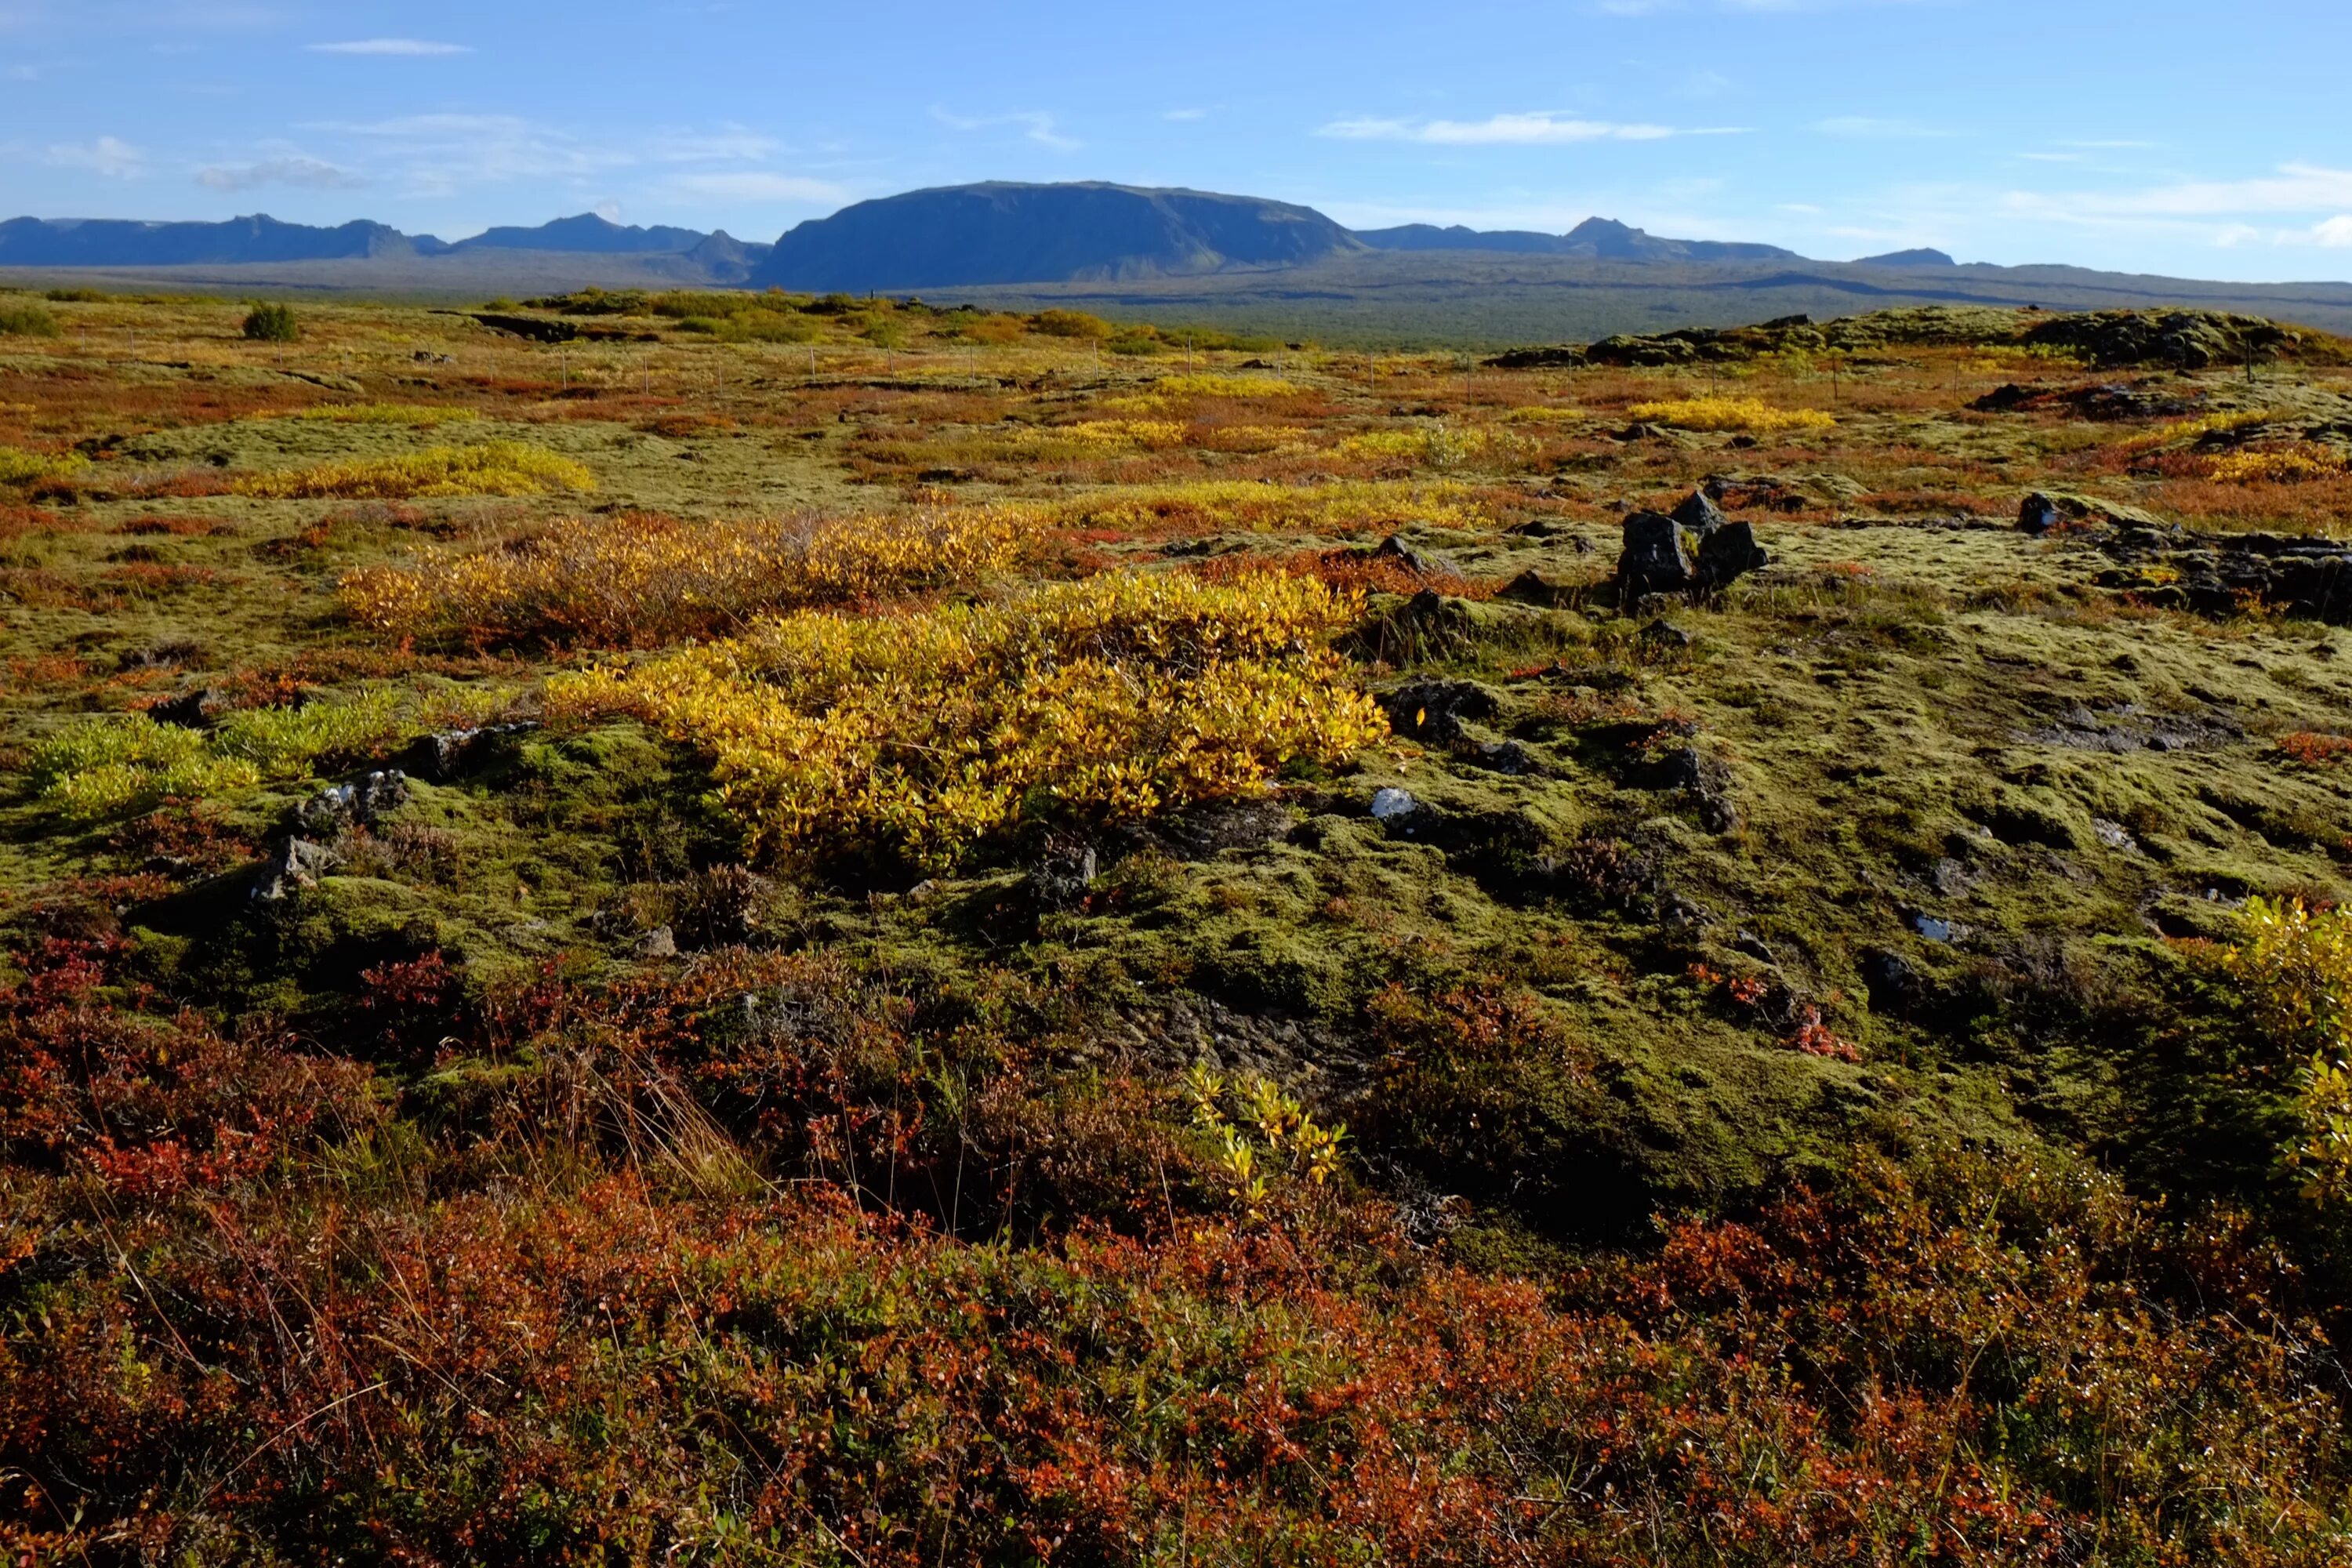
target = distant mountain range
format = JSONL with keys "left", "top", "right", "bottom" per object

{"left": 1354, "top": 216, "right": 1800, "bottom": 265}
{"left": 0, "top": 212, "right": 771, "bottom": 282}
{"left": 5, "top": 183, "right": 2350, "bottom": 346}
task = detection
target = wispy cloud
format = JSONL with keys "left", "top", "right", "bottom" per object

{"left": 196, "top": 154, "right": 364, "bottom": 190}
{"left": 930, "top": 107, "right": 1078, "bottom": 151}
{"left": 306, "top": 38, "right": 469, "bottom": 56}
{"left": 1163, "top": 107, "right": 1209, "bottom": 122}
{"left": 666, "top": 171, "right": 848, "bottom": 205}
{"left": 2012, "top": 162, "right": 2352, "bottom": 220}
{"left": 46, "top": 135, "right": 144, "bottom": 177}
{"left": 2317, "top": 216, "right": 2352, "bottom": 249}
{"left": 1318, "top": 111, "right": 1741, "bottom": 144}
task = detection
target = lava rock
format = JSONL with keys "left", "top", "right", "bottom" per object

{"left": 148, "top": 687, "right": 222, "bottom": 729}
{"left": 1617, "top": 511, "right": 1694, "bottom": 596}
{"left": 633, "top": 925, "right": 679, "bottom": 958}
{"left": 251, "top": 837, "right": 342, "bottom": 902}
{"left": 295, "top": 770, "right": 408, "bottom": 837}
{"left": 1694, "top": 521, "right": 1769, "bottom": 590}
{"left": 1494, "top": 568, "right": 1576, "bottom": 608}
{"left": 1639, "top": 619, "right": 1694, "bottom": 652}
{"left": 1373, "top": 534, "right": 1464, "bottom": 579}
{"left": 1670, "top": 489, "right": 1728, "bottom": 535}
{"left": 1369, "top": 787, "right": 1419, "bottom": 822}
{"left": 2018, "top": 492, "right": 2066, "bottom": 535}
{"left": 1386, "top": 678, "right": 1501, "bottom": 743}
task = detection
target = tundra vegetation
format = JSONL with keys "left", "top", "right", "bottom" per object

{"left": 8, "top": 284, "right": 2352, "bottom": 1561}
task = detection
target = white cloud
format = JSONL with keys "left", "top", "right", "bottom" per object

{"left": 1993, "top": 164, "right": 2352, "bottom": 255}
{"left": 1163, "top": 107, "right": 1209, "bottom": 122}
{"left": 306, "top": 38, "right": 469, "bottom": 55}
{"left": 196, "top": 155, "right": 365, "bottom": 190}
{"left": 1318, "top": 111, "right": 1732, "bottom": 144}
{"left": 46, "top": 135, "right": 143, "bottom": 176}
{"left": 668, "top": 171, "right": 848, "bottom": 204}
{"left": 930, "top": 107, "right": 1079, "bottom": 151}
{"left": 2317, "top": 216, "right": 2352, "bottom": 249}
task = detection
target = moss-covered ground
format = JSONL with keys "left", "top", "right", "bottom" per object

{"left": 9, "top": 286, "right": 2352, "bottom": 1557}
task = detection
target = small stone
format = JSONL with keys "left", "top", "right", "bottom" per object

{"left": 633, "top": 925, "right": 678, "bottom": 958}
{"left": 2092, "top": 817, "right": 2140, "bottom": 852}
{"left": 1370, "top": 787, "right": 1418, "bottom": 822}
{"left": 1913, "top": 913, "right": 1959, "bottom": 943}
{"left": 2019, "top": 492, "right": 2064, "bottom": 535}
{"left": 1639, "top": 618, "right": 1693, "bottom": 651}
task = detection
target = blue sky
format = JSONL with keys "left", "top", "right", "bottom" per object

{"left": 2, "top": 0, "right": 2348, "bottom": 279}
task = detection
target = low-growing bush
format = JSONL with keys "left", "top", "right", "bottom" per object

{"left": 550, "top": 571, "right": 1388, "bottom": 873}
{"left": 1031, "top": 307, "right": 1112, "bottom": 339}
{"left": 28, "top": 683, "right": 488, "bottom": 818}
{"left": 232, "top": 441, "right": 593, "bottom": 500}
{"left": 0, "top": 445, "right": 89, "bottom": 487}
{"left": 341, "top": 505, "right": 1033, "bottom": 647}
{"left": 1627, "top": 394, "right": 1836, "bottom": 433}
{"left": 1156, "top": 372, "right": 1303, "bottom": 399}
{"left": 0, "top": 300, "right": 60, "bottom": 337}
{"left": 241, "top": 301, "right": 299, "bottom": 343}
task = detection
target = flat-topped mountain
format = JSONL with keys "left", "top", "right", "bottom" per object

{"left": 451, "top": 213, "right": 721, "bottom": 256}
{"left": 0, "top": 213, "right": 445, "bottom": 266}
{"left": 1356, "top": 216, "right": 1800, "bottom": 264}
{"left": 746, "top": 181, "right": 1366, "bottom": 291}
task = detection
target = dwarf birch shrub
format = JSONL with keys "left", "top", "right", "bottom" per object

{"left": 2221, "top": 896, "right": 2352, "bottom": 1203}
{"left": 550, "top": 572, "right": 1387, "bottom": 873}
{"left": 1626, "top": 394, "right": 1836, "bottom": 433}
{"left": 233, "top": 442, "right": 593, "bottom": 501}
{"left": 342, "top": 506, "right": 1033, "bottom": 648}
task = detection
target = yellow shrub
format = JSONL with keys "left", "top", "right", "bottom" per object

{"left": 1500, "top": 405, "right": 1585, "bottom": 424}
{"left": 1055, "top": 479, "right": 1490, "bottom": 534}
{"left": 550, "top": 572, "right": 1387, "bottom": 873}
{"left": 0, "top": 445, "right": 89, "bottom": 486}
{"left": 1013, "top": 419, "right": 1187, "bottom": 452}
{"left": 233, "top": 442, "right": 595, "bottom": 499}
{"left": 2203, "top": 445, "right": 2349, "bottom": 485}
{"left": 342, "top": 506, "right": 1034, "bottom": 647}
{"left": 2221, "top": 896, "right": 2352, "bottom": 1203}
{"left": 1626, "top": 396, "right": 1836, "bottom": 434}
{"left": 1155, "top": 373, "right": 1304, "bottom": 399}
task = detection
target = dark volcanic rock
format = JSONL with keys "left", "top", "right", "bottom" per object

{"left": 1372, "top": 534, "right": 1463, "bottom": 579}
{"left": 1494, "top": 568, "right": 1577, "bottom": 608}
{"left": 1670, "top": 489, "right": 1728, "bottom": 535}
{"left": 1617, "top": 511, "right": 1694, "bottom": 596}
{"left": 1386, "top": 678, "right": 1502, "bottom": 744}
{"left": 1695, "top": 521, "right": 1769, "bottom": 590}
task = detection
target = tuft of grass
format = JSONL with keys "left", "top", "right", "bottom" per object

{"left": 1627, "top": 394, "right": 1836, "bottom": 432}
{"left": 231, "top": 442, "right": 595, "bottom": 500}
{"left": 278, "top": 403, "right": 481, "bottom": 426}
